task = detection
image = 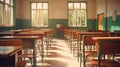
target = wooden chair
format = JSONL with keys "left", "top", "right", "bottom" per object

{"left": 72, "top": 30, "right": 80, "bottom": 57}
{"left": 17, "top": 61, "right": 26, "bottom": 67}
{"left": 90, "top": 38, "right": 120, "bottom": 67}
{"left": 0, "top": 39, "right": 26, "bottom": 67}
{"left": 17, "top": 39, "right": 34, "bottom": 66}
{"left": 64, "top": 29, "right": 72, "bottom": 52}
{"left": 15, "top": 31, "right": 44, "bottom": 65}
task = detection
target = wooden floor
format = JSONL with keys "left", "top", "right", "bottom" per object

{"left": 25, "top": 38, "right": 91, "bottom": 67}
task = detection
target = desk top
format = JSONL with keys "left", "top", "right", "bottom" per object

{"left": 39, "top": 29, "right": 53, "bottom": 34}
{"left": 0, "top": 31, "right": 14, "bottom": 35}
{"left": 18, "top": 31, "right": 45, "bottom": 36}
{"left": 77, "top": 31, "right": 104, "bottom": 35}
{"left": 0, "top": 30, "right": 47, "bottom": 36}
{"left": 92, "top": 37, "right": 120, "bottom": 41}
{"left": 0, "top": 36, "right": 40, "bottom": 39}
{"left": 0, "top": 46, "right": 22, "bottom": 57}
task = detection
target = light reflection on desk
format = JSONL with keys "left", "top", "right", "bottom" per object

{"left": 0, "top": 46, "right": 14, "bottom": 54}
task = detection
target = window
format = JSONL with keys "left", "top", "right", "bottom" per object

{"left": 0, "top": 0, "right": 13, "bottom": 27}
{"left": 68, "top": 2, "right": 87, "bottom": 27}
{"left": 31, "top": 2, "right": 48, "bottom": 27}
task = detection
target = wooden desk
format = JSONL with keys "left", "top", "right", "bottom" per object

{"left": 0, "top": 36, "right": 40, "bottom": 67}
{"left": 76, "top": 31, "right": 108, "bottom": 67}
{"left": 92, "top": 37, "right": 120, "bottom": 67}
{"left": 40, "top": 29, "right": 53, "bottom": 44}
{"left": 0, "top": 30, "right": 47, "bottom": 66}
{"left": 0, "top": 31, "right": 15, "bottom": 36}
{"left": 92, "top": 37, "right": 120, "bottom": 41}
{"left": 0, "top": 46, "right": 22, "bottom": 67}
{"left": 10, "top": 29, "right": 34, "bottom": 33}
{"left": 68, "top": 29, "right": 80, "bottom": 53}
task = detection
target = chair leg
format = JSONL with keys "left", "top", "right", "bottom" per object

{"left": 17, "top": 61, "right": 26, "bottom": 67}
{"left": 80, "top": 53, "right": 83, "bottom": 67}
{"left": 29, "top": 58, "right": 33, "bottom": 66}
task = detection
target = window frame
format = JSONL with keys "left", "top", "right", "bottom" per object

{"left": 0, "top": 0, "right": 13, "bottom": 27}
{"left": 30, "top": 2, "right": 48, "bottom": 27}
{"left": 68, "top": 1, "right": 87, "bottom": 27}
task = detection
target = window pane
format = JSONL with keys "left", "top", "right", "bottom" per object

{"left": 0, "top": 4, "right": 3, "bottom": 25}
{"left": 8, "top": 7, "right": 10, "bottom": 23}
{"left": 73, "top": 10, "right": 77, "bottom": 26}
{"left": 37, "top": 3, "right": 42, "bottom": 9}
{"left": 43, "top": 3, "right": 48, "bottom": 9}
{"left": 80, "top": 10, "right": 86, "bottom": 26}
{"left": 81, "top": 3, "right": 86, "bottom": 9}
{"left": 11, "top": 0, "right": 13, "bottom": 5}
{"left": 74, "top": 3, "right": 80, "bottom": 9}
{"left": 68, "top": 10, "right": 76, "bottom": 26}
{"left": 68, "top": 3, "right": 73, "bottom": 9}
{"left": 31, "top": 10, "right": 37, "bottom": 26}
{"left": 77, "top": 10, "right": 81, "bottom": 26}
{"left": 1, "top": 0, "right": 4, "bottom": 1}
{"left": 10, "top": 7, "right": 13, "bottom": 25}
{"left": 31, "top": 3, "right": 36, "bottom": 9}
{"left": 5, "top": 5, "right": 9, "bottom": 25}
{"left": 5, "top": 0, "right": 10, "bottom": 4}
{"left": 68, "top": 10, "right": 73, "bottom": 26}
{"left": 43, "top": 10, "right": 48, "bottom": 25}
{"left": 38, "top": 10, "right": 43, "bottom": 26}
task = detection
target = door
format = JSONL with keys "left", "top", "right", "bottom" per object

{"left": 97, "top": 13, "right": 104, "bottom": 30}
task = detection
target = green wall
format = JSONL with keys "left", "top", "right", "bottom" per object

{"left": 0, "top": 27, "right": 14, "bottom": 31}
{"left": 107, "top": 15, "right": 120, "bottom": 32}
{"left": 49, "top": 19, "right": 68, "bottom": 37}
{"left": 15, "top": 18, "right": 31, "bottom": 29}
{"left": 97, "top": 15, "right": 120, "bottom": 32}
{"left": 12, "top": 18, "right": 95, "bottom": 37}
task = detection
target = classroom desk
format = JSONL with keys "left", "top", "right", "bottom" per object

{"left": 0, "top": 30, "right": 52, "bottom": 66}
{"left": 0, "top": 31, "right": 15, "bottom": 36}
{"left": 40, "top": 29, "right": 53, "bottom": 53}
{"left": 92, "top": 37, "right": 120, "bottom": 67}
{"left": 76, "top": 31, "right": 107, "bottom": 67}
{"left": 0, "top": 36, "right": 40, "bottom": 67}
{"left": 0, "top": 46, "right": 22, "bottom": 67}
{"left": 18, "top": 30, "right": 47, "bottom": 63}
{"left": 68, "top": 29, "right": 80, "bottom": 53}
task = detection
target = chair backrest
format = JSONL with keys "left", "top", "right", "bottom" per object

{"left": 83, "top": 34, "right": 107, "bottom": 46}
{"left": 64, "top": 29, "right": 71, "bottom": 39}
{"left": 96, "top": 39, "right": 120, "bottom": 55}
{"left": 0, "top": 39, "right": 22, "bottom": 46}
{"left": 73, "top": 30, "right": 80, "bottom": 39}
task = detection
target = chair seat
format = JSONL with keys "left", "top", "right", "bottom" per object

{"left": 17, "top": 61, "right": 26, "bottom": 67}
{"left": 80, "top": 51, "right": 97, "bottom": 57}
{"left": 18, "top": 54, "right": 33, "bottom": 58}
{"left": 91, "top": 59, "right": 120, "bottom": 67}
{"left": 85, "top": 51, "right": 97, "bottom": 56}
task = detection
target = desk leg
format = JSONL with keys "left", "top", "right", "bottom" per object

{"left": 32, "top": 39, "right": 37, "bottom": 67}
{"left": 41, "top": 38, "right": 44, "bottom": 63}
